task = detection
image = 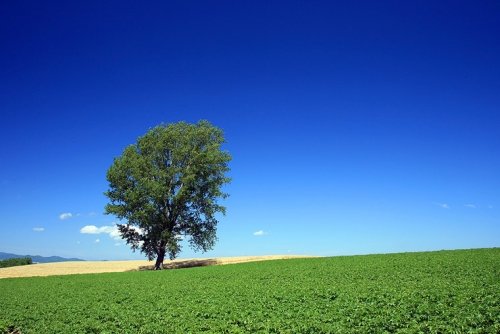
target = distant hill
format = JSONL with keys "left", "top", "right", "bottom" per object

{"left": 0, "top": 252, "right": 84, "bottom": 263}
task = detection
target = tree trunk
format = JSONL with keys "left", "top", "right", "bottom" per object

{"left": 154, "top": 243, "right": 166, "bottom": 270}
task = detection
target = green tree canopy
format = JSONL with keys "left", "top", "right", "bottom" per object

{"left": 105, "top": 121, "right": 231, "bottom": 269}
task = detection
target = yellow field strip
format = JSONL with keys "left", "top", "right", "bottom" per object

{"left": 0, "top": 255, "right": 312, "bottom": 279}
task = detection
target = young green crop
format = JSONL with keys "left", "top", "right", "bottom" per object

{"left": 1, "top": 248, "right": 499, "bottom": 333}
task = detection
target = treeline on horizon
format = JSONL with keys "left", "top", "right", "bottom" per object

{"left": 0, "top": 257, "right": 32, "bottom": 268}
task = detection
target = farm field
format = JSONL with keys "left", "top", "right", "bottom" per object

{"left": 1, "top": 248, "right": 499, "bottom": 333}
{"left": 0, "top": 255, "right": 307, "bottom": 279}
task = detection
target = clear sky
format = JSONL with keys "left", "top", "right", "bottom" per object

{"left": 1, "top": 1, "right": 499, "bottom": 260}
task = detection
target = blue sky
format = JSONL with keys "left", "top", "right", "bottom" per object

{"left": 1, "top": 1, "right": 499, "bottom": 260}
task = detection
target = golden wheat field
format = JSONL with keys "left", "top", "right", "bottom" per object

{"left": 0, "top": 255, "right": 310, "bottom": 279}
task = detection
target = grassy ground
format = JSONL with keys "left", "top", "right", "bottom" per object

{"left": 0, "top": 248, "right": 499, "bottom": 333}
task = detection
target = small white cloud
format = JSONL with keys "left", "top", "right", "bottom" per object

{"left": 253, "top": 230, "right": 267, "bottom": 236}
{"left": 464, "top": 204, "right": 477, "bottom": 209}
{"left": 80, "top": 225, "right": 114, "bottom": 234}
{"left": 435, "top": 203, "right": 450, "bottom": 209}
{"left": 109, "top": 228, "right": 121, "bottom": 240}
{"left": 33, "top": 227, "right": 44, "bottom": 232}
{"left": 80, "top": 225, "right": 100, "bottom": 234}
{"left": 59, "top": 212, "right": 73, "bottom": 220}
{"left": 114, "top": 242, "right": 122, "bottom": 246}
{"left": 95, "top": 238, "right": 100, "bottom": 243}
{"left": 131, "top": 226, "right": 145, "bottom": 235}
{"left": 80, "top": 225, "right": 122, "bottom": 241}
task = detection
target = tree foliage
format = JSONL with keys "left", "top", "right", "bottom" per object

{"left": 0, "top": 257, "right": 32, "bottom": 268}
{"left": 105, "top": 121, "right": 231, "bottom": 269}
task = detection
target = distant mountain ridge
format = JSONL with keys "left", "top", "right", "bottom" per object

{"left": 0, "top": 252, "right": 84, "bottom": 263}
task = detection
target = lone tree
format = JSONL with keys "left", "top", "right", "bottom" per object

{"left": 104, "top": 120, "right": 231, "bottom": 269}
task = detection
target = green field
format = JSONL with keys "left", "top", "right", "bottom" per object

{"left": 1, "top": 248, "right": 499, "bottom": 333}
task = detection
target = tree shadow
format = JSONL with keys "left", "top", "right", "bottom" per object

{"left": 138, "top": 259, "right": 218, "bottom": 271}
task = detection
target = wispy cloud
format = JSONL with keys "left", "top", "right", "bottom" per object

{"left": 253, "top": 230, "right": 267, "bottom": 236}
{"left": 95, "top": 238, "right": 100, "bottom": 243}
{"left": 80, "top": 225, "right": 122, "bottom": 240}
{"left": 114, "top": 242, "right": 122, "bottom": 247}
{"left": 33, "top": 227, "right": 44, "bottom": 232}
{"left": 435, "top": 203, "right": 450, "bottom": 209}
{"left": 59, "top": 212, "right": 73, "bottom": 220}
{"left": 464, "top": 204, "right": 477, "bottom": 209}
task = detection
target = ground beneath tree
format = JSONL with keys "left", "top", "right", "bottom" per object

{"left": 0, "top": 255, "right": 312, "bottom": 278}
